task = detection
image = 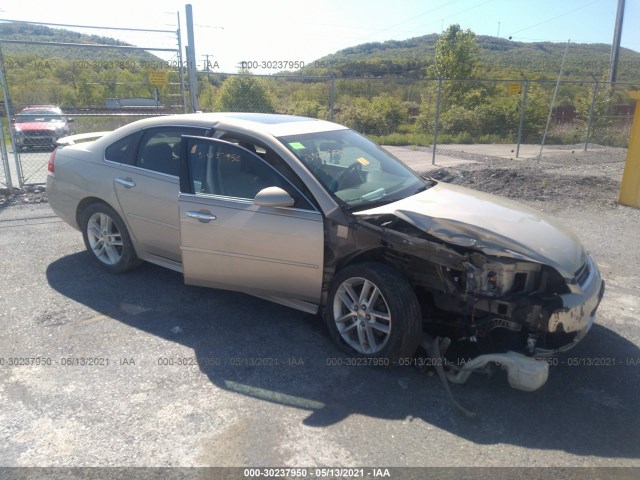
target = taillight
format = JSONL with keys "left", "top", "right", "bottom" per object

{"left": 47, "top": 148, "right": 57, "bottom": 176}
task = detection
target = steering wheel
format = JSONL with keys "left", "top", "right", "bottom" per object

{"left": 336, "top": 162, "right": 365, "bottom": 190}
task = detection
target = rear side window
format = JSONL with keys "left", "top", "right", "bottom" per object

{"left": 104, "top": 131, "right": 143, "bottom": 165}
{"left": 136, "top": 127, "right": 207, "bottom": 176}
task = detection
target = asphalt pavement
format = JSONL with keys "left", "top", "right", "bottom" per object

{"left": 0, "top": 200, "right": 639, "bottom": 473}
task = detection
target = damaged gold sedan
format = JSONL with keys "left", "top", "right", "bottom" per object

{"left": 47, "top": 113, "right": 605, "bottom": 392}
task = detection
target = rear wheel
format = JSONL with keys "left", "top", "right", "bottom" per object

{"left": 326, "top": 262, "right": 422, "bottom": 364}
{"left": 80, "top": 203, "right": 141, "bottom": 273}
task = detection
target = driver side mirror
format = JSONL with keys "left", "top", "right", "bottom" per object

{"left": 253, "top": 186, "right": 294, "bottom": 208}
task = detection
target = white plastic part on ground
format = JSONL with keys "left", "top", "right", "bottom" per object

{"left": 447, "top": 351, "right": 549, "bottom": 391}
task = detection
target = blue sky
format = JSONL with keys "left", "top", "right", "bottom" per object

{"left": 0, "top": 0, "right": 637, "bottom": 73}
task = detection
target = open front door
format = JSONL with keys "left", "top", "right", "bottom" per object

{"left": 178, "top": 136, "right": 324, "bottom": 310}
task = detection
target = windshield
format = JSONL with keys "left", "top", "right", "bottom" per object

{"left": 16, "top": 112, "right": 65, "bottom": 123}
{"left": 278, "top": 129, "right": 427, "bottom": 209}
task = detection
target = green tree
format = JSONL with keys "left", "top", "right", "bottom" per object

{"left": 336, "top": 94, "right": 406, "bottom": 135}
{"left": 428, "top": 24, "right": 478, "bottom": 79}
{"left": 575, "top": 77, "right": 612, "bottom": 126}
{"left": 214, "top": 75, "right": 275, "bottom": 113}
{"left": 575, "top": 77, "right": 616, "bottom": 145}
{"left": 516, "top": 83, "right": 549, "bottom": 142}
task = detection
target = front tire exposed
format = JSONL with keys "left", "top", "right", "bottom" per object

{"left": 80, "top": 203, "right": 141, "bottom": 273}
{"left": 326, "top": 262, "right": 422, "bottom": 364}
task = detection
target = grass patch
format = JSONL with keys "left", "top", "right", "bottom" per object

{"left": 368, "top": 132, "right": 433, "bottom": 146}
{"left": 370, "top": 131, "right": 516, "bottom": 146}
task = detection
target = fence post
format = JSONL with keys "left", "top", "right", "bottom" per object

{"left": 0, "top": 45, "right": 22, "bottom": 187}
{"left": 584, "top": 76, "right": 599, "bottom": 152}
{"left": 0, "top": 43, "right": 12, "bottom": 191}
{"left": 516, "top": 78, "right": 528, "bottom": 158}
{"left": 329, "top": 73, "right": 335, "bottom": 121}
{"left": 432, "top": 77, "right": 443, "bottom": 165}
{"left": 0, "top": 116, "right": 13, "bottom": 192}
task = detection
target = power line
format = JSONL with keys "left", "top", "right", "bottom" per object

{"left": 441, "top": 0, "right": 496, "bottom": 22}
{"left": 506, "top": 0, "right": 601, "bottom": 37}
{"left": 0, "top": 18, "right": 175, "bottom": 34}
{"left": 346, "top": 0, "right": 466, "bottom": 44}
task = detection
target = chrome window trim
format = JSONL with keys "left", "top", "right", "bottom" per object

{"left": 103, "top": 159, "right": 180, "bottom": 180}
{"left": 179, "top": 192, "right": 323, "bottom": 216}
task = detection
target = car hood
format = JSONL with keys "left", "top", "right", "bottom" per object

{"left": 357, "top": 182, "right": 586, "bottom": 278}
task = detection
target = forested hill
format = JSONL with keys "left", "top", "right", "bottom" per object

{"left": 0, "top": 23, "right": 162, "bottom": 62}
{"left": 0, "top": 23, "right": 173, "bottom": 110}
{"left": 2, "top": 22, "right": 638, "bottom": 82}
{"left": 304, "top": 34, "right": 640, "bottom": 81}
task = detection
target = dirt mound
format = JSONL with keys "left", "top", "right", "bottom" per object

{"left": 426, "top": 167, "right": 621, "bottom": 208}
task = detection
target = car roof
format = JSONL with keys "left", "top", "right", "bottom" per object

{"left": 104, "top": 112, "right": 348, "bottom": 140}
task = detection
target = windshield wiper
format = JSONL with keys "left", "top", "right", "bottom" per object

{"left": 412, "top": 183, "right": 432, "bottom": 194}
{"left": 347, "top": 198, "right": 398, "bottom": 212}
{"left": 360, "top": 187, "right": 385, "bottom": 202}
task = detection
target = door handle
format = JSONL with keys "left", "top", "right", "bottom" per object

{"left": 185, "top": 210, "right": 217, "bottom": 223}
{"left": 116, "top": 177, "right": 136, "bottom": 189}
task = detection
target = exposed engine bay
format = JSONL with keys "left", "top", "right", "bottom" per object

{"left": 355, "top": 211, "right": 604, "bottom": 361}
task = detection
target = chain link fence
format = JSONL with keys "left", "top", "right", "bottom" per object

{"left": 197, "top": 74, "right": 636, "bottom": 163}
{"left": 330, "top": 77, "right": 636, "bottom": 162}
{"left": 1, "top": 66, "right": 637, "bottom": 188}
{"left": 0, "top": 22, "right": 185, "bottom": 188}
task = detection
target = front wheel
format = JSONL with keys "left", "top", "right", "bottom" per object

{"left": 80, "top": 203, "right": 141, "bottom": 273}
{"left": 326, "top": 262, "right": 422, "bottom": 364}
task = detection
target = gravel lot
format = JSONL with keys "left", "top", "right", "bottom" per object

{"left": 0, "top": 144, "right": 639, "bottom": 476}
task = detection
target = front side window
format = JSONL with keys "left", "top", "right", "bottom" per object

{"left": 185, "top": 138, "right": 312, "bottom": 209}
{"left": 218, "top": 133, "right": 317, "bottom": 208}
{"left": 278, "top": 129, "right": 428, "bottom": 210}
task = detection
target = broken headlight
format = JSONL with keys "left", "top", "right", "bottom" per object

{"left": 463, "top": 257, "right": 542, "bottom": 296}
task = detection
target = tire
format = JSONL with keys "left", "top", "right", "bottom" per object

{"left": 80, "top": 203, "right": 142, "bottom": 274}
{"left": 326, "top": 262, "right": 422, "bottom": 364}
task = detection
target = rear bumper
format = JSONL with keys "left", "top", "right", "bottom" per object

{"left": 46, "top": 175, "right": 81, "bottom": 230}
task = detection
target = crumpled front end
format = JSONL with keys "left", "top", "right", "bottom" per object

{"left": 354, "top": 189, "right": 605, "bottom": 356}
{"left": 438, "top": 251, "right": 605, "bottom": 355}
{"left": 538, "top": 256, "right": 605, "bottom": 354}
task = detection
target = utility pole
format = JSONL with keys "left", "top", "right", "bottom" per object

{"left": 176, "top": 11, "right": 187, "bottom": 113}
{"left": 608, "top": 0, "right": 625, "bottom": 84}
{"left": 185, "top": 4, "right": 198, "bottom": 112}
